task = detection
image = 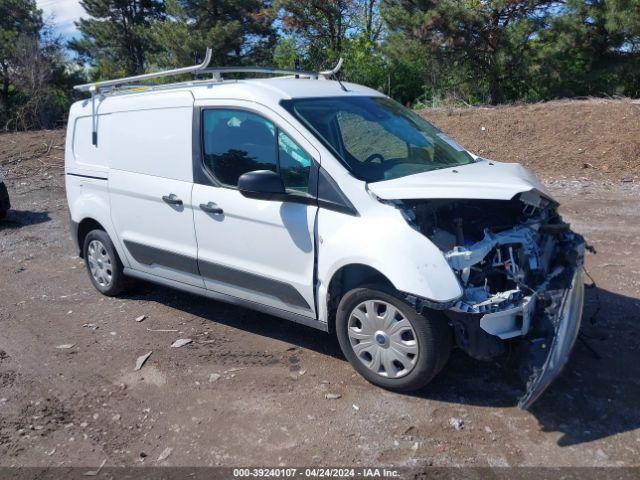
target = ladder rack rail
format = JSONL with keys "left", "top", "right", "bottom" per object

{"left": 74, "top": 50, "right": 343, "bottom": 93}
{"left": 203, "top": 58, "right": 344, "bottom": 81}
{"left": 74, "top": 48, "right": 214, "bottom": 93}
{"left": 204, "top": 66, "right": 320, "bottom": 80}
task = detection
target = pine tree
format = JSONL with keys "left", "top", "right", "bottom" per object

{"left": 382, "top": 0, "right": 558, "bottom": 104}
{"left": 70, "top": 0, "right": 166, "bottom": 78}
{"left": 153, "top": 0, "right": 275, "bottom": 68}
{"left": 534, "top": 0, "right": 640, "bottom": 97}
{"left": 274, "top": 0, "right": 357, "bottom": 69}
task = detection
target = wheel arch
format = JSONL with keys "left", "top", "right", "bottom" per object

{"left": 72, "top": 215, "right": 128, "bottom": 268}
{"left": 77, "top": 218, "right": 105, "bottom": 258}
{"left": 325, "top": 263, "right": 394, "bottom": 333}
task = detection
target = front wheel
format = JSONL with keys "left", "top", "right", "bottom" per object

{"left": 336, "top": 286, "right": 452, "bottom": 392}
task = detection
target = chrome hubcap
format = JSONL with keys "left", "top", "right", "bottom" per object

{"left": 347, "top": 300, "right": 419, "bottom": 379}
{"left": 87, "top": 240, "right": 112, "bottom": 287}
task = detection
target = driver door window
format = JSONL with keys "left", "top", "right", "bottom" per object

{"left": 203, "top": 110, "right": 277, "bottom": 187}
{"left": 202, "top": 109, "right": 310, "bottom": 193}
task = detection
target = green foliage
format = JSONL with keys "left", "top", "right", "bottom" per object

{"left": 0, "top": 0, "right": 81, "bottom": 130}
{"left": 528, "top": 0, "right": 640, "bottom": 98}
{"left": 0, "top": 0, "right": 41, "bottom": 56}
{"left": 273, "top": 37, "right": 301, "bottom": 69}
{"left": 274, "top": 0, "right": 354, "bottom": 69}
{"left": 0, "top": 0, "right": 42, "bottom": 115}
{"left": 342, "top": 36, "right": 388, "bottom": 90}
{"left": 382, "top": 0, "right": 560, "bottom": 104}
{"left": 69, "top": 0, "right": 166, "bottom": 78}
{"left": 381, "top": 0, "right": 640, "bottom": 103}
{"left": 4, "top": 0, "right": 640, "bottom": 130}
{"left": 153, "top": 0, "right": 275, "bottom": 69}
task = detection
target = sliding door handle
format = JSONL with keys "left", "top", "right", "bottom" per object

{"left": 162, "top": 194, "right": 183, "bottom": 206}
{"left": 200, "top": 202, "right": 223, "bottom": 214}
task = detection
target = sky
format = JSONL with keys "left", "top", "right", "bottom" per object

{"left": 37, "top": 0, "right": 86, "bottom": 40}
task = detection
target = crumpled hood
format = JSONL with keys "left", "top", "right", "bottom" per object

{"left": 367, "top": 160, "right": 555, "bottom": 202}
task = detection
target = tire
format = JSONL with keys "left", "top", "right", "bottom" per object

{"left": 336, "top": 285, "right": 452, "bottom": 392}
{"left": 82, "top": 229, "right": 127, "bottom": 296}
{"left": 0, "top": 182, "right": 10, "bottom": 220}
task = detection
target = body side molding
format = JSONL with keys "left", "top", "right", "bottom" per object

{"left": 199, "top": 260, "right": 311, "bottom": 310}
{"left": 123, "top": 268, "right": 327, "bottom": 331}
{"left": 123, "top": 240, "right": 199, "bottom": 275}
{"left": 123, "top": 240, "right": 311, "bottom": 311}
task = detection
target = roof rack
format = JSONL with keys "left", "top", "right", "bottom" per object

{"left": 74, "top": 49, "right": 343, "bottom": 146}
{"left": 74, "top": 48, "right": 213, "bottom": 93}
{"left": 74, "top": 49, "right": 343, "bottom": 93}
{"left": 204, "top": 58, "right": 344, "bottom": 81}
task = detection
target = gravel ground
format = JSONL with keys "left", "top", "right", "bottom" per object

{"left": 0, "top": 101, "right": 639, "bottom": 469}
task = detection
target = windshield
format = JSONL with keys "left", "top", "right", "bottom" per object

{"left": 281, "top": 96, "right": 475, "bottom": 182}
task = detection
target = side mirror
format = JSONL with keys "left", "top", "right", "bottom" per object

{"left": 237, "top": 170, "right": 286, "bottom": 199}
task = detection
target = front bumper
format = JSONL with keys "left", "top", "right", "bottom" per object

{"left": 518, "top": 266, "right": 584, "bottom": 408}
{"left": 443, "top": 233, "right": 586, "bottom": 408}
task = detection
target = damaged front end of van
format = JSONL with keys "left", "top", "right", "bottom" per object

{"left": 370, "top": 162, "right": 585, "bottom": 408}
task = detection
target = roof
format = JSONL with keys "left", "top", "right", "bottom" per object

{"left": 69, "top": 77, "right": 385, "bottom": 117}
{"left": 202, "top": 77, "right": 383, "bottom": 100}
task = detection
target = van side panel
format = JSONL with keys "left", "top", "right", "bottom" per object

{"left": 106, "top": 95, "right": 203, "bottom": 287}
{"left": 108, "top": 106, "right": 193, "bottom": 182}
{"left": 109, "top": 170, "right": 200, "bottom": 285}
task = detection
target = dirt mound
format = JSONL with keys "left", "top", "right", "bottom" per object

{"left": 420, "top": 98, "right": 640, "bottom": 182}
{"left": 0, "top": 99, "right": 638, "bottom": 182}
{"left": 0, "top": 129, "right": 65, "bottom": 180}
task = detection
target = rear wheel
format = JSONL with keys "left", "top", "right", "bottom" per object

{"left": 336, "top": 286, "right": 452, "bottom": 392}
{"left": 83, "top": 229, "right": 127, "bottom": 296}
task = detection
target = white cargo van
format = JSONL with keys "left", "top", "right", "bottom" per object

{"left": 65, "top": 53, "right": 585, "bottom": 407}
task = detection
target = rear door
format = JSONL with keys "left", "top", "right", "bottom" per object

{"left": 192, "top": 100, "right": 318, "bottom": 317}
{"left": 107, "top": 93, "right": 203, "bottom": 287}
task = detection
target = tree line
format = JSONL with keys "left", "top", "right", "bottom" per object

{"left": 1, "top": 0, "right": 639, "bottom": 130}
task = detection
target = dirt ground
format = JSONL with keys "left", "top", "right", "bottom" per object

{"left": 421, "top": 98, "right": 640, "bottom": 182}
{"left": 0, "top": 99, "right": 639, "bottom": 469}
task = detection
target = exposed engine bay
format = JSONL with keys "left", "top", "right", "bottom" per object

{"left": 397, "top": 190, "right": 586, "bottom": 407}
{"left": 407, "top": 193, "right": 564, "bottom": 309}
